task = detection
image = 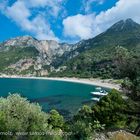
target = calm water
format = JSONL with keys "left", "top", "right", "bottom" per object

{"left": 0, "top": 78, "right": 107, "bottom": 118}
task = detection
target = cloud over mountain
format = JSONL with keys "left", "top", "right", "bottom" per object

{"left": 63, "top": 0, "right": 140, "bottom": 40}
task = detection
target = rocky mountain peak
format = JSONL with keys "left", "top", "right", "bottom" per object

{"left": 0, "top": 35, "right": 72, "bottom": 56}
{"left": 107, "top": 18, "right": 140, "bottom": 32}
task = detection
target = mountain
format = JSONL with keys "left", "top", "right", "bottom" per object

{"left": 0, "top": 18, "right": 140, "bottom": 77}
{"left": 68, "top": 18, "right": 140, "bottom": 56}
{"left": 50, "top": 19, "right": 140, "bottom": 78}
{"left": 0, "top": 36, "right": 73, "bottom": 76}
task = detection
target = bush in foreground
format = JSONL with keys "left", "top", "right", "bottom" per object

{"left": 0, "top": 94, "right": 64, "bottom": 140}
{"left": 0, "top": 90, "right": 139, "bottom": 140}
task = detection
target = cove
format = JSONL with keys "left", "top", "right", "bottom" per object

{"left": 0, "top": 78, "right": 108, "bottom": 119}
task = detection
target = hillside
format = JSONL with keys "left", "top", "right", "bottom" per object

{"left": 50, "top": 19, "right": 140, "bottom": 78}
{"left": 0, "top": 36, "right": 73, "bottom": 76}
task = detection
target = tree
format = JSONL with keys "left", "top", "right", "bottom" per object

{"left": 115, "top": 46, "right": 140, "bottom": 100}
{"left": 48, "top": 110, "right": 64, "bottom": 130}
{"left": 74, "top": 105, "right": 92, "bottom": 122}
{"left": 73, "top": 89, "right": 128, "bottom": 130}
{"left": 70, "top": 121, "right": 92, "bottom": 140}
{"left": 92, "top": 89, "right": 127, "bottom": 128}
{"left": 114, "top": 46, "right": 130, "bottom": 77}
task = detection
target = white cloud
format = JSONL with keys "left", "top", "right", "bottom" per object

{"left": 6, "top": 1, "right": 31, "bottom": 28}
{"left": 82, "top": 0, "right": 105, "bottom": 13}
{"left": 63, "top": 14, "right": 95, "bottom": 39}
{"left": 26, "top": 0, "right": 64, "bottom": 17}
{"left": 0, "top": 0, "right": 64, "bottom": 41}
{"left": 63, "top": 0, "right": 140, "bottom": 40}
{"left": 1, "top": 0, "right": 140, "bottom": 42}
{"left": 31, "top": 15, "right": 57, "bottom": 40}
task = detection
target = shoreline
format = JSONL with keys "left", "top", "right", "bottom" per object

{"left": 0, "top": 75, "right": 121, "bottom": 90}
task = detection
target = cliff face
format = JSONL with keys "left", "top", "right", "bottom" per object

{"left": 0, "top": 36, "right": 72, "bottom": 60}
{"left": 0, "top": 36, "right": 73, "bottom": 76}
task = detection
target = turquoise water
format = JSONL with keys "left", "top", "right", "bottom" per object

{"left": 0, "top": 78, "right": 107, "bottom": 118}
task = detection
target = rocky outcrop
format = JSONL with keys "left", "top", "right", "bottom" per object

{"left": 0, "top": 35, "right": 72, "bottom": 61}
{"left": 0, "top": 36, "right": 74, "bottom": 76}
{"left": 93, "top": 130, "right": 140, "bottom": 140}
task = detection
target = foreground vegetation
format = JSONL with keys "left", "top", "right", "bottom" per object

{"left": 0, "top": 89, "right": 139, "bottom": 140}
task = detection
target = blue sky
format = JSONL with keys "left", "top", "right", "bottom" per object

{"left": 0, "top": 0, "right": 140, "bottom": 43}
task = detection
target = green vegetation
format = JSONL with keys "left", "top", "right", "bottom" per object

{"left": 49, "top": 20, "right": 140, "bottom": 79}
{"left": 19, "top": 65, "right": 35, "bottom": 75}
{"left": 73, "top": 89, "right": 139, "bottom": 130}
{"left": 50, "top": 44, "right": 140, "bottom": 79}
{"left": 50, "top": 46, "right": 118, "bottom": 78}
{"left": 114, "top": 46, "right": 140, "bottom": 100}
{"left": 0, "top": 89, "right": 139, "bottom": 139}
{"left": 0, "top": 94, "right": 65, "bottom": 140}
{"left": 0, "top": 47, "right": 39, "bottom": 73}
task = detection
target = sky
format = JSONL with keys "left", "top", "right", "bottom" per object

{"left": 0, "top": 0, "right": 140, "bottom": 43}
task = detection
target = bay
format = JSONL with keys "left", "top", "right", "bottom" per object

{"left": 0, "top": 78, "right": 107, "bottom": 118}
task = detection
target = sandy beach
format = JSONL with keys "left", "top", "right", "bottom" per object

{"left": 0, "top": 75, "right": 121, "bottom": 90}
